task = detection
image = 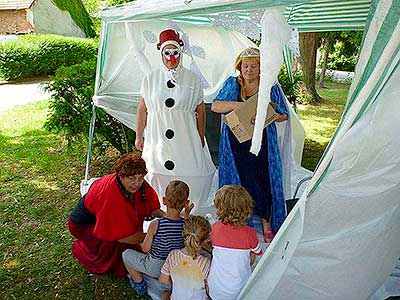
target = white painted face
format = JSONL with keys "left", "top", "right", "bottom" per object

{"left": 161, "top": 44, "right": 181, "bottom": 69}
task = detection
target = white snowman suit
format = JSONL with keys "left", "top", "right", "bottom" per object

{"left": 140, "top": 64, "right": 215, "bottom": 211}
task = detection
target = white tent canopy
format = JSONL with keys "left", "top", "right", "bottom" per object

{"left": 88, "top": 0, "right": 400, "bottom": 299}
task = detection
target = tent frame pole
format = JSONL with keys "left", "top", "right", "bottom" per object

{"left": 83, "top": 20, "right": 105, "bottom": 185}
{"left": 84, "top": 104, "right": 97, "bottom": 183}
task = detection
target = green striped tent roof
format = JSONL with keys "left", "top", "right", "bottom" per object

{"left": 285, "top": 0, "right": 371, "bottom": 32}
{"left": 101, "top": 0, "right": 371, "bottom": 32}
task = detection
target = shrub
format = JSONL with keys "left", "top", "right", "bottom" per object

{"left": 278, "top": 65, "right": 302, "bottom": 109}
{"left": 44, "top": 60, "right": 135, "bottom": 154}
{"left": 278, "top": 66, "right": 302, "bottom": 99}
{"left": 0, "top": 34, "right": 98, "bottom": 80}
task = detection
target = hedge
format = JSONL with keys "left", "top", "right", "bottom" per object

{"left": 0, "top": 34, "right": 98, "bottom": 81}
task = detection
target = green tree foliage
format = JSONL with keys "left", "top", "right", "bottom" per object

{"left": 81, "top": 0, "right": 106, "bottom": 35}
{"left": 82, "top": 0, "right": 101, "bottom": 16}
{"left": 81, "top": 0, "right": 135, "bottom": 36}
{"left": 44, "top": 60, "right": 135, "bottom": 154}
{"left": 51, "top": 0, "right": 96, "bottom": 37}
{"left": 319, "top": 31, "right": 363, "bottom": 72}
{"left": 0, "top": 34, "right": 98, "bottom": 80}
{"left": 106, "top": 0, "right": 134, "bottom": 6}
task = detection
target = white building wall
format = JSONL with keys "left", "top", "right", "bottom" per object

{"left": 31, "top": 0, "right": 86, "bottom": 38}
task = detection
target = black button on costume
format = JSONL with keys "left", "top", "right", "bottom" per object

{"left": 164, "top": 160, "right": 175, "bottom": 170}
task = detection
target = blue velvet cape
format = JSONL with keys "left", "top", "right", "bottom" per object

{"left": 215, "top": 76, "right": 288, "bottom": 233}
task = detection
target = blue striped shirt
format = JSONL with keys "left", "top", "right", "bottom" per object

{"left": 150, "top": 217, "right": 185, "bottom": 260}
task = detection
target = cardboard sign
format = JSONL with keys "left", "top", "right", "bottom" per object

{"left": 223, "top": 93, "right": 278, "bottom": 143}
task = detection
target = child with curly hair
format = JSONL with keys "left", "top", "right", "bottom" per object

{"left": 160, "top": 215, "right": 211, "bottom": 300}
{"left": 207, "top": 185, "right": 263, "bottom": 300}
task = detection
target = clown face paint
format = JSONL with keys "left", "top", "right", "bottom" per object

{"left": 162, "top": 48, "right": 181, "bottom": 64}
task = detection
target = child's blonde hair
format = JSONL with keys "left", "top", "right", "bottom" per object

{"left": 214, "top": 185, "right": 253, "bottom": 226}
{"left": 165, "top": 180, "right": 189, "bottom": 210}
{"left": 183, "top": 215, "right": 211, "bottom": 259}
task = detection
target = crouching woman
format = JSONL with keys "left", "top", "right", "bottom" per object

{"left": 68, "top": 153, "right": 163, "bottom": 276}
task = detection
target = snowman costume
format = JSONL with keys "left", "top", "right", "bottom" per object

{"left": 140, "top": 29, "right": 215, "bottom": 211}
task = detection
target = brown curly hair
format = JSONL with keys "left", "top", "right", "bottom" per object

{"left": 114, "top": 152, "right": 147, "bottom": 177}
{"left": 183, "top": 215, "right": 211, "bottom": 259}
{"left": 214, "top": 185, "right": 254, "bottom": 227}
{"left": 165, "top": 180, "right": 189, "bottom": 210}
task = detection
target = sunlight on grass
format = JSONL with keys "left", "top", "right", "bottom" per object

{"left": 0, "top": 101, "right": 50, "bottom": 136}
{"left": 2, "top": 260, "right": 20, "bottom": 269}
{"left": 28, "top": 178, "right": 60, "bottom": 191}
{"left": 297, "top": 81, "right": 350, "bottom": 171}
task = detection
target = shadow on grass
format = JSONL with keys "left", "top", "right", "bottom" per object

{"left": 301, "top": 138, "right": 328, "bottom": 172}
{"left": 0, "top": 129, "right": 143, "bottom": 300}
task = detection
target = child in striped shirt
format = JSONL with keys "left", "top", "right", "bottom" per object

{"left": 122, "top": 180, "right": 192, "bottom": 296}
{"left": 160, "top": 215, "right": 211, "bottom": 300}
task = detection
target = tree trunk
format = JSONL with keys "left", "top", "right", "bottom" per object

{"left": 319, "top": 37, "right": 332, "bottom": 88}
{"left": 299, "top": 32, "right": 321, "bottom": 103}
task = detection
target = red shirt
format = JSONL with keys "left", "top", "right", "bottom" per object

{"left": 211, "top": 222, "right": 262, "bottom": 253}
{"left": 84, "top": 173, "right": 160, "bottom": 241}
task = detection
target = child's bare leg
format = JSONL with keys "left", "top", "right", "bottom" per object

{"left": 161, "top": 290, "right": 171, "bottom": 300}
{"left": 262, "top": 218, "right": 272, "bottom": 233}
{"left": 262, "top": 218, "right": 274, "bottom": 243}
{"left": 126, "top": 265, "right": 143, "bottom": 283}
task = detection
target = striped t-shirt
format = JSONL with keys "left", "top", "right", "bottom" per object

{"left": 150, "top": 217, "right": 185, "bottom": 260}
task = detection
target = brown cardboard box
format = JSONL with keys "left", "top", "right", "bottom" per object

{"left": 223, "top": 93, "right": 278, "bottom": 143}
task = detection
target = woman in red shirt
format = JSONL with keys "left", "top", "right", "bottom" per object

{"left": 68, "top": 153, "right": 163, "bottom": 276}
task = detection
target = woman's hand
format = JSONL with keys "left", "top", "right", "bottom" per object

{"left": 135, "top": 97, "right": 147, "bottom": 151}
{"left": 275, "top": 113, "right": 288, "bottom": 123}
{"left": 195, "top": 102, "right": 206, "bottom": 147}
{"left": 200, "top": 136, "right": 205, "bottom": 147}
{"left": 211, "top": 101, "right": 241, "bottom": 113}
{"left": 135, "top": 136, "right": 144, "bottom": 151}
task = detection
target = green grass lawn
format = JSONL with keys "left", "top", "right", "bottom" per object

{"left": 299, "top": 80, "right": 349, "bottom": 171}
{"left": 0, "top": 101, "right": 142, "bottom": 300}
{"left": 0, "top": 80, "right": 349, "bottom": 299}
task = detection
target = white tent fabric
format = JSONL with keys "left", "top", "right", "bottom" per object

{"left": 251, "top": 7, "right": 291, "bottom": 155}
{"left": 90, "top": 0, "right": 400, "bottom": 299}
{"left": 239, "top": 0, "right": 400, "bottom": 299}
{"left": 93, "top": 20, "right": 255, "bottom": 124}
{"left": 92, "top": 18, "right": 305, "bottom": 203}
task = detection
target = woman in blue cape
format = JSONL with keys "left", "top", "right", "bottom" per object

{"left": 211, "top": 47, "right": 289, "bottom": 242}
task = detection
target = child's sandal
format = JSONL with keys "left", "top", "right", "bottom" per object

{"left": 127, "top": 275, "right": 147, "bottom": 296}
{"left": 263, "top": 230, "right": 275, "bottom": 243}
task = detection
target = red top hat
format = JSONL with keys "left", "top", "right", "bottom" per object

{"left": 157, "top": 29, "right": 184, "bottom": 50}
